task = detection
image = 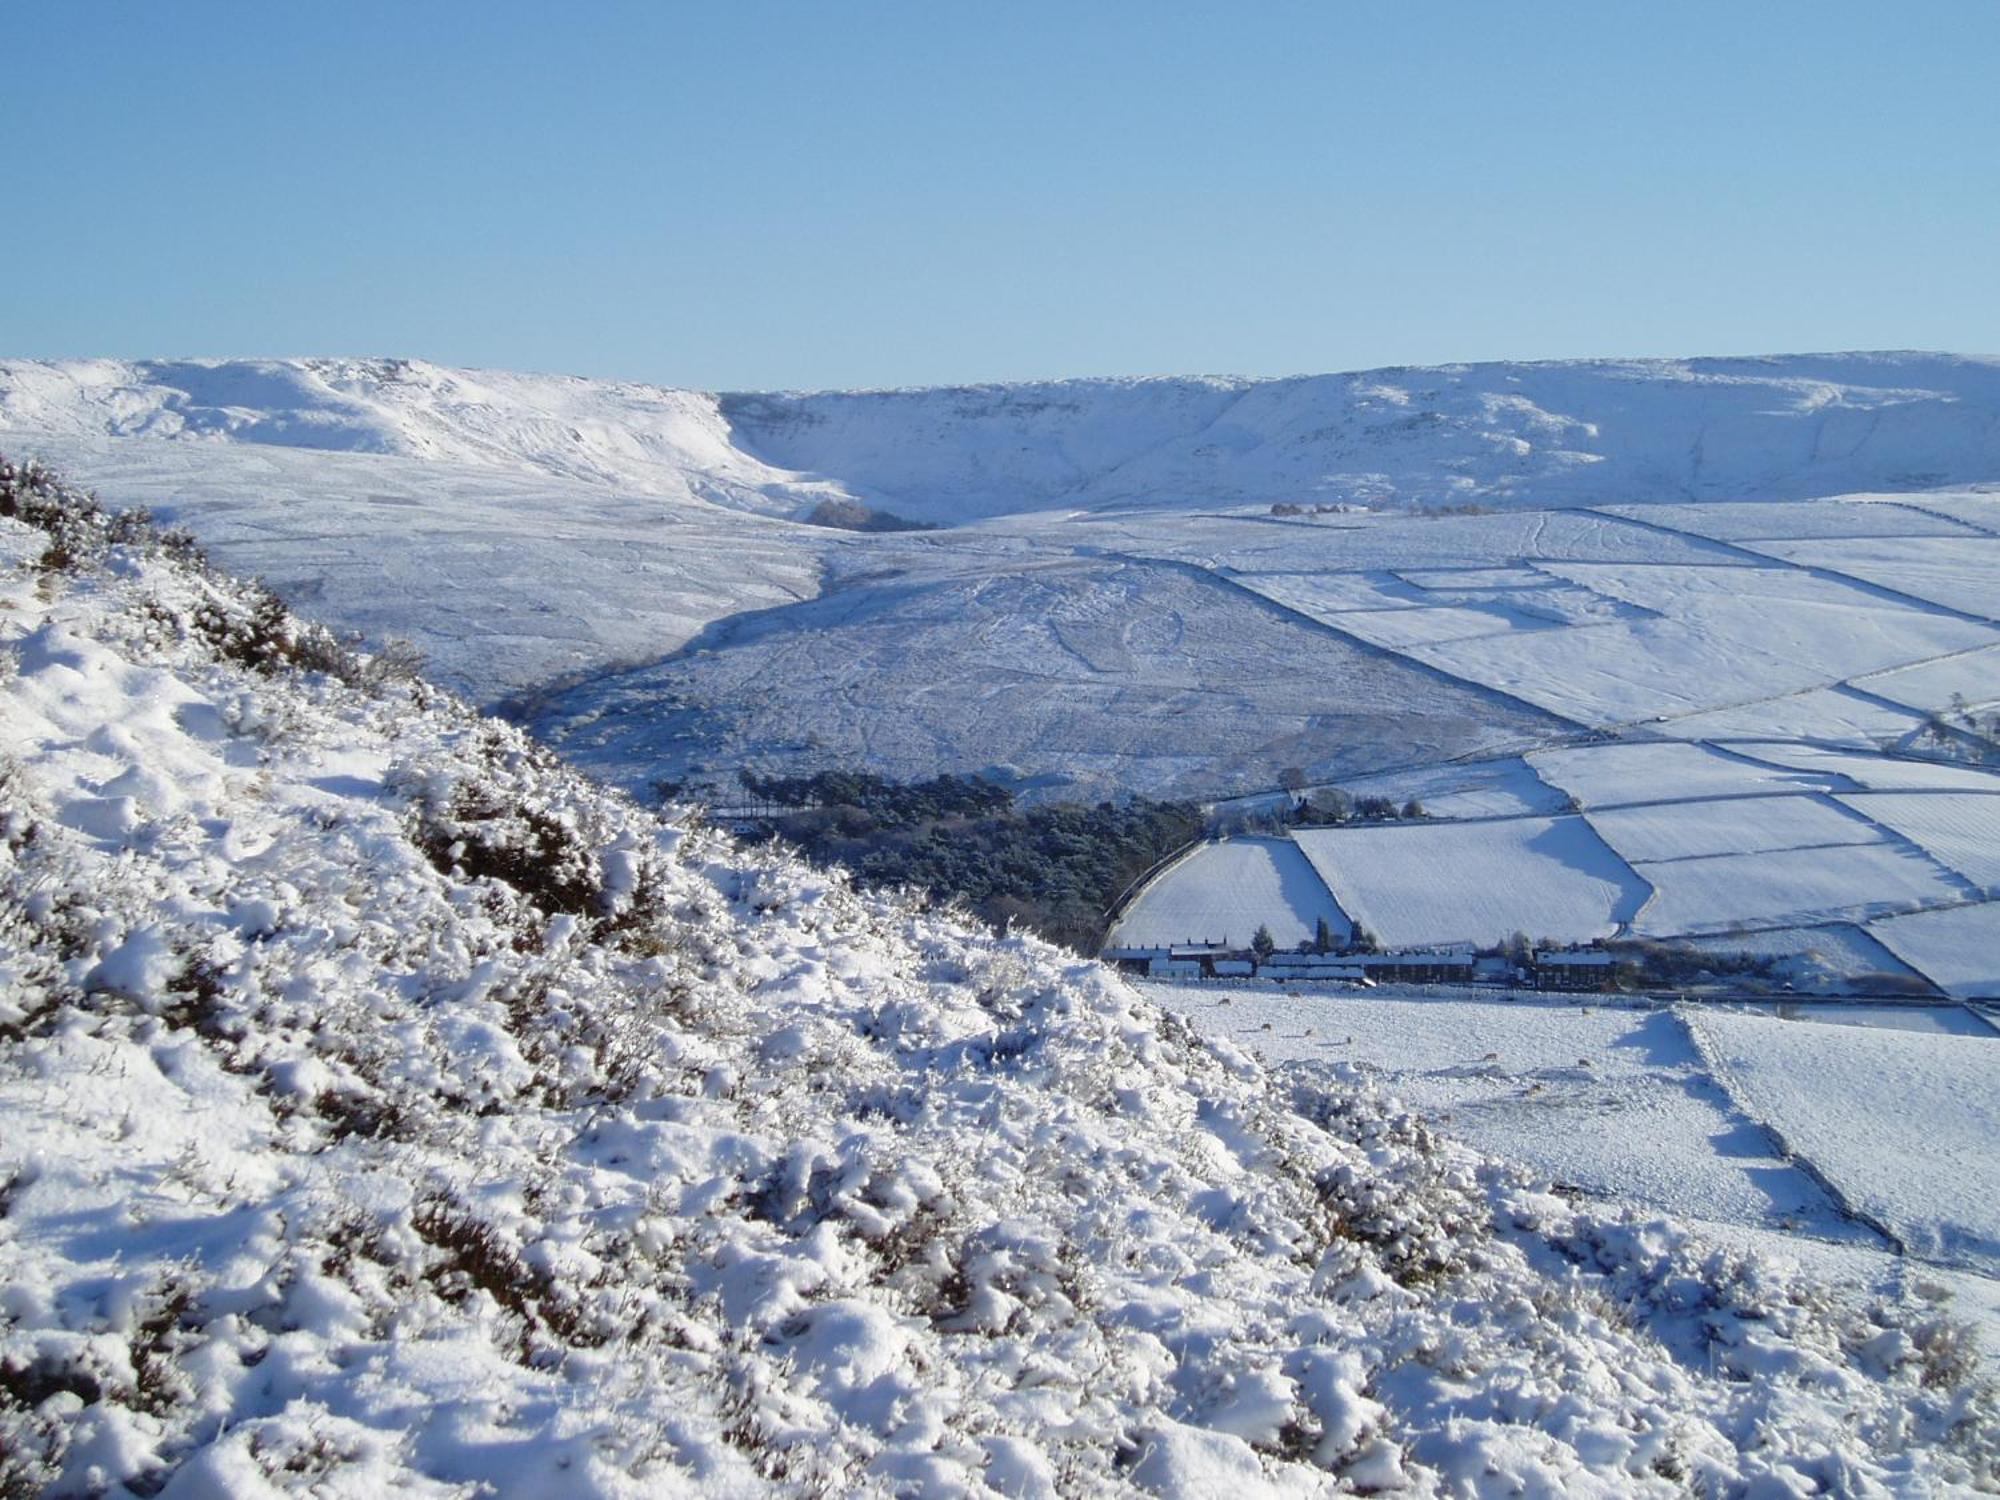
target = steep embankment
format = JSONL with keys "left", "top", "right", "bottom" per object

{"left": 0, "top": 461, "right": 1994, "bottom": 1495}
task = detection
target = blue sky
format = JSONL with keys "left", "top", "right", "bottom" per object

{"left": 5, "top": 2, "right": 1997, "bottom": 389}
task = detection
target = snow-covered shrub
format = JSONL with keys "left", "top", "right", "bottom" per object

{"left": 0, "top": 458, "right": 1994, "bottom": 1496}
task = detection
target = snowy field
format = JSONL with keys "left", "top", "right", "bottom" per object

{"left": 1682, "top": 923, "right": 1929, "bottom": 987}
{"left": 1143, "top": 984, "right": 1882, "bottom": 1241}
{"left": 1732, "top": 742, "right": 2000, "bottom": 793}
{"left": 1690, "top": 1010, "right": 2000, "bottom": 1273}
{"left": 1584, "top": 794, "right": 1884, "bottom": 864}
{"left": 1643, "top": 685, "right": 1928, "bottom": 744}
{"left": 1839, "top": 791, "right": 2000, "bottom": 890}
{"left": 1629, "top": 841, "right": 1970, "bottom": 937}
{"left": 1600, "top": 495, "right": 1993, "bottom": 541}
{"left": 1407, "top": 561, "right": 2000, "bottom": 729}
{"left": 1291, "top": 816, "right": 1646, "bottom": 947}
{"left": 1528, "top": 740, "right": 1830, "bottom": 807}
{"left": 9, "top": 356, "right": 2000, "bottom": 818}
{"left": 1107, "top": 837, "right": 1349, "bottom": 951}
{"left": 1869, "top": 902, "right": 2000, "bottom": 998}
{"left": 1149, "top": 981, "right": 2000, "bottom": 1374}
{"left": 1749, "top": 534, "right": 2000, "bottom": 622}
{"left": 1853, "top": 642, "right": 2000, "bottom": 714}
{"left": 1319, "top": 754, "right": 1572, "bottom": 819}
{"left": 529, "top": 549, "right": 1566, "bottom": 802}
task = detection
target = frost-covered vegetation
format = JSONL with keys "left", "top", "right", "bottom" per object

{"left": 1, "top": 457, "right": 1997, "bottom": 1495}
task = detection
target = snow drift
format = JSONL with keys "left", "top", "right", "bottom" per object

{"left": 0, "top": 458, "right": 1995, "bottom": 1496}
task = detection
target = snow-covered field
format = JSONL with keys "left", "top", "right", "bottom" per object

{"left": 1733, "top": 742, "right": 2000, "bottom": 793}
{"left": 9, "top": 464, "right": 1995, "bottom": 1494}
{"left": 1405, "top": 560, "right": 1999, "bottom": 729}
{"left": 1853, "top": 643, "right": 2000, "bottom": 715}
{"left": 1629, "top": 841, "right": 1970, "bottom": 938}
{"left": 1107, "top": 837, "right": 1349, "bottom": 951}
{"left": 1527, "top": 740, "right": 1829, "bottom": 808}
{"left": 1870, "top": 902, "right": 2000, "bottom": 998}
{"left": 1839, "top": 791, "right": 2000, "bottom": 890}
{"left": 1147, "top": 985, "right": 1874, "bottom": 1242}
{"left": 1689, "top": 1010, "right": 2000, "bottom": 1273}
{"left": 1317, "top": 755, "right": 1572, "bottom": 819}
{"left": 1149, "top": 982, "right": 2000, "bottom": 1374}
{"left": 1681, "top": 924, "right": 1929, "bottom": 988}
{"left": 1749, "top": 533, "right": 2000, "bottom": 622}
{"left": 1291, "top": 817, "right": 1646, "bottom": 948}
{"left": 1584, "top": 794, "right": 1884, "bottom": 863}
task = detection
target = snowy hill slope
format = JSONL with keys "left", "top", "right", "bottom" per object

{"left": 0, "top": 358, "right": 844, "bottom": 518}
{"left": 722, "top": 352, "right": 2000, "bottom": 521}
{"left": 7, "top": 351, "right": 2000, "bottom": 526}
{"left": 0, "top": 432, "right": 839, "bottom": 703}
{"left": 2, "top": 460, "right": 1995, "bottom": 1495}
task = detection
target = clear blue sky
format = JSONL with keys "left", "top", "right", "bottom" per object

{"left": 5, "top": 2, "right": 1997, "bottom": 390}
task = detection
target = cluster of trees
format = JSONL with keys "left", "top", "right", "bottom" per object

{"left": 733, "top": 771, "right": 1204, "bottom": 951}
{"left": 739, "top": 770, "right": 1014, "bottom": 824}
{"left": 1214, "top": 775, "right": 1430, "bottom": 837}
{"left": 1915, "top": 693, "right": 2000, "bottom": 764}
{"left": 1248, "top": 916, "right": 1350, "bottom": 959}
{"left": 1268, "top": 501, "right": 1365, "bottom": 517}
{"left": 1290, "top": 788, "right": 1427, "bottom": 826}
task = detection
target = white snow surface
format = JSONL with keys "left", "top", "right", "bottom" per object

{"left": 13, "top": 352, "right": 2000, "bottom": 525}
{"left": 1106, "top": 838, "right": 1349, "bottom": 952}
{"left": 1689, "top": 1010, "right": 2000, "bottom": 1274}
{"left": 1869, "top": 903, "right": 2000, "bottom": 999}
{"left": 0, "top": 432, "right": 837, "bottom": 702}
{"left": 1291, "top": 818, "right": 1647, "bottom": 949}
{"left": 1837, "top": 792, "right": 2000, "bottom": 891}
{"left": 2, "top": 470, "right": 1996, "bottom": 1494}
{"left": 1628, "top": 842, "right": 1971, "bottom": 939}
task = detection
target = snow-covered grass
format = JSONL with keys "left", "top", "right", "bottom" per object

{"left": 1643, "top": 686, "right": 1928, "bottom": 745}
{"left": 1599, "top": 496, "right": 1989, "bottom": 541}
{"left": 1689, "top": 1010, "right": 2000, "bottom": 1274}
{"left": 1107, "top": 837, "right": 1349, "bottom": 951}
{"left": 1870, "top": 902, "right": 2000, "bottom": 998}
{"left": 0, "top": 431, "right": 837, "bottom": 703}
{"left": 530, "top": 552, "right": 1564, "bottom": 804}
{"left": 1839, "top": 792, "right": 2000, "bottom": 890}
{"left": 3, "top": 459, "right": 1995, "bottom": 1494}
{"left": 1418, "top": 561, "right": 2000, "bottom": 728}
{"left": 1750, "top": 534, "right": 2000, "bottom": 622}
{"left": 1853, "top": 643, "right": 2000, "bottom": 714}
{"left": 13, "top": 359, "right": 2000, "bottom": 819}
{"left": 1528, "top": 741, "right": 1831, "bottom": 808}
{"left": 1629, "top": 843, "right": 1971, "bottom": 938}
{"left": 1585, "top": 794, "right": 1885, "bottom": 864}
{"left": 1732, "top": 743, "right": 2000, "bottom": 793}
{"left": 1291, "top": 817, "right": 1647, "bottom": 948}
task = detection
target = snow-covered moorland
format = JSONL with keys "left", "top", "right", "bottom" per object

{"left": 2, "top": 461, "right": 1996, "bottom": 1495}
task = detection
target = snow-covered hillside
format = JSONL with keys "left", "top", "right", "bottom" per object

{"left": 8, "top": 352, "right": 2000, "bottom": 526}
{"left": 3, "top": 461, "right": 1996, "bottom": 1495}
{"left": 722, "top": 352, "right": 2000, "bottom": 521}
